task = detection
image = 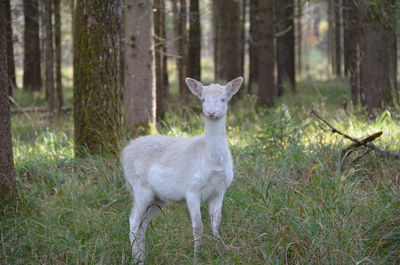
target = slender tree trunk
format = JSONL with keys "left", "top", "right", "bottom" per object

{"left": 344, "top": 0, "right": 361, "bottom": 105}
{"left": 43, "top": 0, "right": 54, "bottom": 118}
{"left": 124, "top": 0, "right": 156, "bottom": 135}
{"left": 240, "top": 0, "right": 246, "bottom": 86}
{"left": 249, "top": 0, "right": 259, "bottom": 93}
{"left": 74, "top": 0, "right": 122, "bottom": 156}
{"left": 188, "top": 0, "right": 201, "bottom": 80}
{"left": 358, "top": 0, "right": 396, "bottom": 111}
{"left": 276, "top": 0, "right": 296, "bottom": 95}
{"left": 215, "top": 0, "right": 242, "bottom": 82}
{"left": 328, "top": 0, "right": 335, "bottom": 76}
{"left": 257, "top": 0, "right": 277, "bottom": 106}
{"left": 23, "top": 0, "right": 41, "bottom": 91}
{"left": 295, "top": 0, "right": 302, "bottom": 78}
{"left": 0, "top": 0, "right": 16, "bottom": 197}
{"left": 172, "top": 0, "right": 188, "bottom": 102}
{"left": 154, "top": 0, "right": 166, "bottom": 120}
{"left": 334, "top": 0, "right": 343, "bottom": 77}
{"left": 162, "top": 2, "right": 169, "bottom": 96}
{"left": 387, "top": 0, "right": 397, "bottom": 93}
{"left": 5, "top": 0, "right": 16, "bottom": 95}
{"left": 212, "top": 1, "right": 219, "bottom": 80}
{"left": 343, "top": 0, "right": 351, "bottom": 76}
{"left": 54, "top": 0, "right": 63, "bottom": 113}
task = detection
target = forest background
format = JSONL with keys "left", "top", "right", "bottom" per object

{"left": 1, "top": 0, "right": 400, "bottom": 264}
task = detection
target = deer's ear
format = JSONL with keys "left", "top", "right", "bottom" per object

{"left": 185, "top": 78, "right": 203, "bottom": 99}
{"left": 226, "top": 77, "right": 243, "bottom": 100}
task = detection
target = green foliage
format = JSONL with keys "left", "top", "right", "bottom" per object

{"left": 2, "top": 80, "right": 400, "bottom": 264}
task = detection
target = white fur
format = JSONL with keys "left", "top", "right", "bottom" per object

{"left": 121, "top": 77, "right": 243, "bottom": 264}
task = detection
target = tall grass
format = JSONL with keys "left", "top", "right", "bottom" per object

{"left": 1, "top": 80, "right": 400, "bottom": 264}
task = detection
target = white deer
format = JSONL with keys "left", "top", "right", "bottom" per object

{"left": 120, "top": 77, "right": 243, "bottom": 264}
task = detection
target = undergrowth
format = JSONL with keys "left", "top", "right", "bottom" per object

{"left": 1, "top": 79, "right": 400, "bottom": 264}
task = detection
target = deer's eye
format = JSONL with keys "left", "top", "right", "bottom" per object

{"left": 221, "top": 98, "right": 225, "bottom": 102}
{"left": 201, "top": 98, "right": 205, "bottom": 103}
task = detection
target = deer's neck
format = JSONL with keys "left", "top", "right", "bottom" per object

{"left": 204, "top": 117, "right": 228, "bottom": 160}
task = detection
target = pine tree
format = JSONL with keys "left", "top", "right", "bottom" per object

{"left": 73, "top": 0, "right": 122, "bottom": 156}
{"left": 124, "top": 0, "right": 156, "bottom": 135}
{"left": 0, "top": 0, "right": 16, "bottom": 197}
{"left": 23, "top": 0, "right": 41, "bottom": 91}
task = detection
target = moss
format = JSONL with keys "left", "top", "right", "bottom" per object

{"left": 73, "top": 0, "right": 122, "bottom": 157}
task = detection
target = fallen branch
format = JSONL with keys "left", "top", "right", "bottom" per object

{"left": 11, "top": 105, "right": 72, "bottom": 114}
{"left": 311, "top": 110, "right": 400, "bottom": 161}
{"left": 9, "top": 96, "right": 32, "bottom": 120}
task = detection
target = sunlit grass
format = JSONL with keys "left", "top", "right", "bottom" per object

{"left": 2, "top": 79, "right": 400, "bottom": 264}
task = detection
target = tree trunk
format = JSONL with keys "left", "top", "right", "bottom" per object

{"left": 240, "top": 0, "right": 246, "bottom": 86}
{"left": 327, "top": 0, "right": 335, "bottom": 76}
{"left": 172, "top": 0, "right": 188, "bottom": 102}
{"left": 257, "top": 0, "right": 277, "bottom": 106}
{"left": 0, "top": 0, "right": 16, "bottom": 197}
{"left": 334, "top": 0, "right": 343, "bottom": 77}
{"left": 5, "top": 0, "right": 16, "bottom": 95}
{"left": 276, "top": 0, "right": 296, "bottom": 95}
{"left": 124, "top": 0, "right": 156, "bottom": 135}
{"left": 154, "top": 0, "right": 166, "bottom": 121}
{"left": 214, "top": 0, "right": 242, "bottom": 82}
{"left": 43, "top": 0, "right": 54, "bottom": 118}
{"left": 249, "top": 0, "right": 259, "bottom": 93}
{"left": 386, "top": 0, "right": 397, "bottom": 93}
{"left": 212, "top": 0, "right": 219, "bottom": 81}
{"left": 343, "top": 0, "right": 351, "bottom": 76}
{"left": 162, "top": 2, "right": 169, "bottom": 96}
{"left": 74, "top": 0, "right": 122, "bottom": 156}
{"left": 358, "top": 0, "right": 396, "bottom": 111}
{"left": 23, "top": 0, "right": 41, "bottom": 91}
{"left": 344, "top": 0, "right": 361, "bottom": 105}
{"left": 54, "top": 0, "right": 63, "bottom": 113}
{"left": 295, "top": 0, "right": 302, "bottom": 78}
{"left": 188, "top": 0, "right": 201, "bottom": 81}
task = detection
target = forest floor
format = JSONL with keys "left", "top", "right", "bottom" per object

{"left": 1, "top": 79, "right": 400, "bottom": 264}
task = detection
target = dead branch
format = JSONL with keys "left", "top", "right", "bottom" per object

{"left": 11, "top": 105, "right": 72, "bottom": 114}
{"left": 311, "top": 110, "right": 400, "bottom": 161}
{"left": 310, "top": 110, "right": 364, "bottom": 144}
{"left": 9, "top": 96, "right": 33, "bottom": 120}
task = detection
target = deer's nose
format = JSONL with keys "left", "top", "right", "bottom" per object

{"left": 207, "top": 112, "right": 216, "bottom": 117}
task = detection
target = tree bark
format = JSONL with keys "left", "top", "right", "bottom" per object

{"left": 344, "top": 0, "right": 361, "bottom": 105}
{"left": 0, "top": 0, "right": 16, "bottom": 197}
{"left": 327, "top": 0, "right": 335, "bottom": 76}
{"left": 276, "top": 0, "right": 296, "bottom": 95}
{"left": 43, "top": 0, "right": 55, "bottom": 118}
{"left": 334, "top": 0, "right": 343, "bottom": 77}
{"left": 54, "top": 0, "right": 63, "bottom": 113}
{"left": 240, "top": 0, "right": 246, "bottom": 86}
{"left": 257, "top": 0, "right": 277, "bottom": 106}
{"left": 23, "top": 0, "right": 41, "bottom": 91}
{"left": 124, "top": 0, "right": 156, "bottom": 135}
{"left": 212, "top": 1, "right": 219, "bottom": 81}
{"left": 188, "top": 0, "right": 201, "bottom": 81}
{"left": 214, "top": 0, "right": 242, "bottom": 82}
{"left": 172, "top": 0, "right": 188, "bottom": 102}
{"left": 73, "top": 0, "right": 122, "bottom": 156}
{"left": 154, "top": 0, "right": 166, "bottom": 121}
{"left": 358, "top": 0, "right": 395, "bottom": 111}
{"left": 249, "top": 0, "right": 259, "bottom": 93}
{"left": 5, "top": 0, "right": 16, "bottom": 95}
{"left": 295, "top": 0, "right": 302, "bottom": 78}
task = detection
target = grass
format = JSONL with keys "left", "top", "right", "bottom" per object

{"left": 1, "top": 79, "right": 400, "bottom": 264}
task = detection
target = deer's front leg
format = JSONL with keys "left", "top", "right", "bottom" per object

{"left": 208, "top": 192, "right": 225, "bottom": 237}
{"left": 186, "top": 193, "right": 203, "bottom": 259}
